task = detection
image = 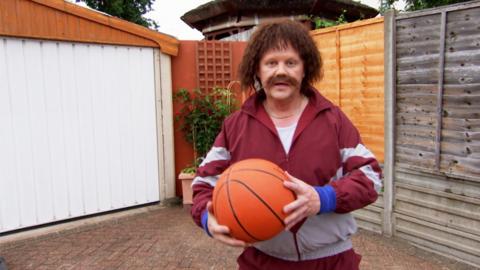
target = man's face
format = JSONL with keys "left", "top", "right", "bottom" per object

{"left": 257, "top": 44, "right": 305, "bottom": 102}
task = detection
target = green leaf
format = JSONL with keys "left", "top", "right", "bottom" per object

{"left": 173, "top": 87, "right": 238, "bottom": 168}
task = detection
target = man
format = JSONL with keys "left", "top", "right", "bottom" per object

{"left": 190, "top": 20, "right": 382, "bottom": 269}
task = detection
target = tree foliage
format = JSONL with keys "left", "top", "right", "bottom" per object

{"left": 381, "top": 0, "right": 471, "bottom": 11}
{"left": 403, "top": 0, "right": 470, "bottom": 11}
{"left": 81, "top": 0, "right": 158, "bottom": 29}
{"left": 312, "top": 10, "right": 347, "bottom": 29}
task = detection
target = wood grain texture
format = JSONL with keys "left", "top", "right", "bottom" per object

{"left": 395, "top": 5, "right": 480, "bottom": 179}
{"left": 0, "top": 0, "right": 178, "bottom": 55}
{"left": 313, "top": 17, "right": 385, "bottom": 161}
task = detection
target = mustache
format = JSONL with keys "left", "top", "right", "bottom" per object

{"left": 266, "top": 75, "right": 300, "bottom": 88}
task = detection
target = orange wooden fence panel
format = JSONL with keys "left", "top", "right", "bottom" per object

{"left": 311, "top": 17, "right": 385, "bottom": 162}
{"left": 0, "top": 0, "right": 178, "bottom": 55}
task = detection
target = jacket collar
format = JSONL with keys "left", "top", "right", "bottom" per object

{"left": 240, "top": 86, "right": 334, "bottom": 140}
{"left": 241, "top": 86, "right": 333, "bottom": 118}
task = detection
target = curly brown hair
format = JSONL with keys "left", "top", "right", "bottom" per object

{"left": 238, "top": 19, "right": 323, "bottom": 92}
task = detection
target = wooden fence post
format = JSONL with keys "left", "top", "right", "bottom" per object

{"left": 383, "top": 9, "right": 396, "bottom": 237}
{"left": 434, "top": 11, "right": 447, "bottom": 170}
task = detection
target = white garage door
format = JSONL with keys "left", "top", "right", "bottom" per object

{"left": 0, "top": 37, "right": 160, "bottom": 233}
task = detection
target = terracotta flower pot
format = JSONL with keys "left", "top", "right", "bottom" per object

{"left": 179, "top": 172, "right": 195, "bottom": 205}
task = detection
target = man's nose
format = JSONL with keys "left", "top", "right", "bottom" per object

{"left": 274, "top": 62, "right": 288, "bottom": 76}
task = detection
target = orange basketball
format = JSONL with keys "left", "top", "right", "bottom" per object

{"left": 212, "top": 159, "right": 296, "bottom": 243}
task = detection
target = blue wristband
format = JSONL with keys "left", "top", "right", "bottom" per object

{"left": 314, "top": 185, "right": 337, "bottom": 214}
{"left": 201, "top": 210, "right": 212, "bottom": 237}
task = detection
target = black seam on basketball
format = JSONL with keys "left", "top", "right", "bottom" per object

{"left": 230, "top": 179, "right": 286, "bottom": 227}
{"left": 226, "top": 170, "right": 261, "bottom": 242}
{"left": 213, "top": 167, "right": 231, "bottom": 213}
{"left": 230, "top": 168, "right": 286, "bottom": 183}
{"left": 218, "top": 167, "right": 232, "bottom": 210}
{"left": 213, "top": 181, "right": 227, "bottom": 214}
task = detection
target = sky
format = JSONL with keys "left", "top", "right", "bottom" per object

{"left": 146, "top": 1, "right": 211, "bottom": 40}
{"left": 146, "top": 0, "right": 405, "bottom": 40}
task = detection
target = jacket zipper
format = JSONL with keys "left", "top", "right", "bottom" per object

{"left": 285, "top": 153, "right": 289, "bottom": 171}
{"left": 284, "top": 147, "right": 301, "bottom": 260}
{"left": 293, "top": 232, "right": 301, "bottom": 261}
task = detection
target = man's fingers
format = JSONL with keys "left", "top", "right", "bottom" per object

{"left": 285, "top": 171, "right": 301, "bottom": 183}
{"left": 206, "top": 201, "right": 248, "bottom": 248}
{"left": 284, "top": 206, "right": 308, "bottom": 230}
{"left": 285, "top": 214, "right": 303, "bottom": 231}
{"left": 283, "top": 179, "right": 302, "bottom": 194}
{"left": 283, "top": 200, "right": 297, "bottom": 214}
{"left": 212, "top": 229, "right": 249, "bottom": 247}
{"left": 208, "top": 222, "right": 248, "bottom": 247}
{"left": 207, "top": 201, "right": 213, "bottom": 213}
{"left": 285, "top": 215, "right": 303, "bottom": 231}
{"left": 216, "top": 234, "right": 248, "bottom": 247}
{"left": 210, "top": 224, "right": 230, "bottom": 235}
{"left": 283, "top": 171, "right": 322, "bottom": 231}
{"left": 284, "top": 173, "right": 307, "bottom": 194}
{"left": 283, "top": 196, "right": 307, "bottom": 213}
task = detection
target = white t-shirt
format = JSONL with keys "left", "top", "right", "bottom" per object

{"left": 276, "top": 122, "right": 298, "bottom": 154}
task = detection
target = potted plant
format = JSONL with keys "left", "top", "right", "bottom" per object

{"left": 174, "top": 87, "right": 237, "bottom": 205}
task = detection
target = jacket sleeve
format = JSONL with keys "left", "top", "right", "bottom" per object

{"left": 316, "top": 108, "right": 383, "bottom": 214}
{"left": 190, "top": 123, "right": 231, "bottom": 227}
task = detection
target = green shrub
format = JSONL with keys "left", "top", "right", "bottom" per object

{"left": 174, "top": 87, "right": 237, "bottom": 172}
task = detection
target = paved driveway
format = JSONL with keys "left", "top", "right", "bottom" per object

{"left": 0, "top": 204, "right": 475, "bottom": 269}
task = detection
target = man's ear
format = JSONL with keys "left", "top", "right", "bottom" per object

{"left": 253, "top": 76, "right": 263, "bottom": 92}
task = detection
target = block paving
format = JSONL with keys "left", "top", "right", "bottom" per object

{"left": 0, "top": 204, "right": 477, "bottom": 270}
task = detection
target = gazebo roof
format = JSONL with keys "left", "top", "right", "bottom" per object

{"left": 181, "top": 0, "right": 379, "bottom": 33}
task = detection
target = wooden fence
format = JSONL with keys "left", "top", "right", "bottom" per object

{"left": 384, "top": 1, "right": 480, "bottom": 267}
{"left": 172, "top": 13, "right": 480, "bottom": 267}
{"left": 311, "top": 17, "right": 385, "bottom": 163}
{"left": 311, "top": 17, "right": 386, "bottom": 234}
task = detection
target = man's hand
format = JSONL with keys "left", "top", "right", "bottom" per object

{"left": 206, "top": 201, "right": 250, "bottom": 247}
{"left": 283, "top": 172, "right": 321, "bottom": 231}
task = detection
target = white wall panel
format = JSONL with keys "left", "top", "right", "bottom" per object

{"left": 42, "top": 42, "right": 70, "bottom": 221}
{"left": 157, "top": 52, "right": 175, "bottom": 200}
{"left": 25, "top": 40, "right": 55, "bottom": 225}
{"left": 143, "top": 50, "right": 160, "bottom": 203}
{"left": 0, "top": 39, "right": 22, "bottom": 232}
{"left": 7, "top": 39, "right": 38, "bottom": 229}
{"left": 75, "top": 43, "right": 98, "bottom": 215}
{"left": 0, "top": 37, "right": 160, "bottom": 233}
{"left": 58, "top": 42, "right": 84, "bottom": 218}
{"left": 89, "top": 45, "right": 111, "bottom": 213}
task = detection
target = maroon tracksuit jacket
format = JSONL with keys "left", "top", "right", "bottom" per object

{"left": 191, "top": 87, "right": 382, "bottom": 268}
